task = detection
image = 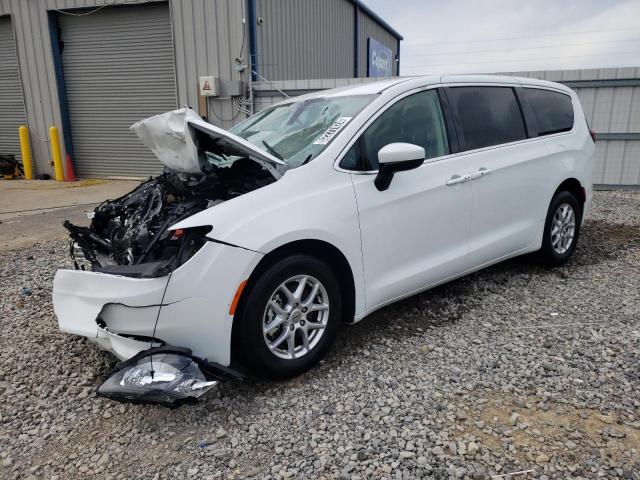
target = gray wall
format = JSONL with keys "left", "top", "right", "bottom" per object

{"left": 358, "top": 9, "right": 399, "bottom": 77}
{"left": 506, "top": 68, "right": 640, "bottom": 186}
{"left": 251, "top": 77, "right": 389, "bottom": 112}
{"left": 0, "top": 0, "right": 247, "bottom": 178}
{"left": 255, "top": 0, "right": 355, "bottom": 81}
{"left": 254, "top": 0, "right": 401, "bottom": 81}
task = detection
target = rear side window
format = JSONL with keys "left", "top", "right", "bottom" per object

{"left": 446, "top": 86, "right": 527, "bottom": 151}
{"left": 340, "top": 89, "right": 449, "bottom": 171}
{"left": 521, "top": 88, "right": 574, "bottom": 136}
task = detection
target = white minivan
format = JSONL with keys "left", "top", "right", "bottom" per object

{"left": 54, "top": 75, "right": 594, "bottom": 405}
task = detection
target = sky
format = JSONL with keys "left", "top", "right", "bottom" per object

{"left": 363, "top": 0, "right": 640, "bottom": 76}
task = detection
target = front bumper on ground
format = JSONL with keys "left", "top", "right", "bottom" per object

{"left": 53, "top": 241, "right": 263, "bottom": 366}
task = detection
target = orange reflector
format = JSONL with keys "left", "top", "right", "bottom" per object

{"left": 229, "top": 280, "right": 248, "bottom": 315}
{"left": 171, "top": 229, "right": 184, "bottom": 240}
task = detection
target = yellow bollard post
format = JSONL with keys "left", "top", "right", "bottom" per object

{"left": 19, "top": 125, "right": 33, "bottom": 180}
{"left": 49, "top": 126, "right": 64, "bottom": 181}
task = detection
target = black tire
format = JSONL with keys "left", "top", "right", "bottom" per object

{"left": 538, "top": 190, "right": 582, "bottom": 266}
{"left": 235, "top": 254, "right": 342, "bottom": 379}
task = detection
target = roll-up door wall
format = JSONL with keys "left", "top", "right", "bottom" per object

{"left": 0, "top": 16, "right": 27, "bottom": 164}
{"left": 57, "top": 2, "right": 177, "bottom": 178}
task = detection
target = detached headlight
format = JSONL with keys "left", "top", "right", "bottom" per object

{"left": 97, "top": 348, "right": 218, "bottom": 407}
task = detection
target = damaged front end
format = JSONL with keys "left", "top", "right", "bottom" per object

{"left": 56, "top": 109, "right": 283, "bottom": 405}
{"left": 63, "top": 164, "right": 270, "bottom": 277}
{"left": 64, "top": 108, "right": 284, "bottom": 278}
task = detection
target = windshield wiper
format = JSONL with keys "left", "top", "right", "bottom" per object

{"left": 262, "top": 140, "right": 283, "bottom": 160}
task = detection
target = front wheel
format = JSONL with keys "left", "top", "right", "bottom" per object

{"left": 234, "top": 254, "right": 342, "bottom": 378}
{"left": 538, "top": 190, "right": 582, "bottom": 266}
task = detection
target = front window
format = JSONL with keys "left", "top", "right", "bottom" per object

{"left": 230, "top": 95, "right": 375, "bottom": 168}
{"left": 340, "top": 89, "right": 450, "bottom": 171}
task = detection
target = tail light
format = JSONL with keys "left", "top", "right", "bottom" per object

{"left": 589, "top": 129, "right": 596, "bottom": 142}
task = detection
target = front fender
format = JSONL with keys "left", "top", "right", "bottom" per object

{"left": 170, "top": 163, "right": 367, "bottom": 315}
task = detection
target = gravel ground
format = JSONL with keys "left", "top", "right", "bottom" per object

{"left": 1, "top": 190, "right": 639, "bottom": 480}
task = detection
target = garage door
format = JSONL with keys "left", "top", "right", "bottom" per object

{"left": 0, "top": 16, "right": 27, "bottom": 164}
{"left": 58, "top": 3, "right": 177, "bottom": 178}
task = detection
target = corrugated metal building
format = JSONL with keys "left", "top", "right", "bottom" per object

{"left": 253, "top": 0, "right": 401, "bottom": 81}
{"left": 0, "top": 0, "right": 401, "bottom": 178}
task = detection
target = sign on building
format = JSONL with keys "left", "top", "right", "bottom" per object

{"left": 367, "top": 38, "right": 393, "bottom": 77}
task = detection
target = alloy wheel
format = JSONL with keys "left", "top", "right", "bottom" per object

{"left": 262, "top": 275, "right": 330, "bottom": 360}
{"left": 551, "top": 203, "right": 576, "bottom": 255}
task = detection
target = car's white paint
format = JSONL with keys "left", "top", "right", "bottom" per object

{"left": 53, "top": 74, "right": 594, "bottom": 366}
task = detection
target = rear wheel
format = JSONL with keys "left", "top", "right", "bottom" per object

{"left": 538, "top": 190, "right": 582, "bottom": 266}
{"left": 235, "top": 254, "right": 342, "bottom": 378}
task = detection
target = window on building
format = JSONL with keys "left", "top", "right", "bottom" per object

{"left": 446, "top": 86, "right": 527, "bottom": 151}
{"left": 340, "top": 89, "right": 449, "bottom": 171}
{"left": 521, "top": 88, "right": 574, "bottom": 136}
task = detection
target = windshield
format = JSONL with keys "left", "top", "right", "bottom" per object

{"left": 229, "top": 95, "right": 375, "bottom": 167}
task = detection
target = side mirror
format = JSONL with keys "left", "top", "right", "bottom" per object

{"left": 374, "top": 143, "right": 425, "bottom": 191}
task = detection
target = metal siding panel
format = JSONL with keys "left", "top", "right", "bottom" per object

{"left": 628, "top": 87, "right": 640, "bottom": 132}
{"left": 170, "top": 0, "right": 245, "bottom": 130}
{"left": 600, "top": 140, "right": 626, "bottom": 185}
{"left": 592, "top": 140, "right": 607, "bottom": 184}
{"left": 609, "top": 86, "right": 633, "bottom": 134}
{"left": 58, "top": 3, "right": 177, "bottom": 177}
{"left": 591, "top": 87, "right": 615, "bottom": 133}
{"left": 0, "top": 16, "right": 27, "bottom": 163}
{"left": 358, "top": 10, "right": 398, "bottom": 77}
{"left": 621, "top": 140, "right": 640, "bottom": 184}
{"left": 507, "top": 68, "right": 640, "bottom": 82}
{"left": 256, "top": 0, "right": 354, "bottom": 80}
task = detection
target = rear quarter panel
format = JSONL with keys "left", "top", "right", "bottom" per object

{"left": 518, "top": 80, "right": 595, "bottom": 220}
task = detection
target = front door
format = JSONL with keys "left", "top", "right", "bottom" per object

{"left": 345, "top": 89, "right": 473, "bottom": 310}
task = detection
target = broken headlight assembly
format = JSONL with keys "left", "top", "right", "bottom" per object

{"left": 67, "top": 223, "right": 213, "bottom": 278}
{"left": 97, "top": 348, "right": 221, "bottom": 407}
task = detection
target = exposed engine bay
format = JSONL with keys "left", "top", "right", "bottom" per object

{"left": 64, "top": 108, "right": 284, "bottom": 278}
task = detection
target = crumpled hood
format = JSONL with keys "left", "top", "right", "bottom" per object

{"left": 130, "top": 107, "right": 286, "bottom": 174}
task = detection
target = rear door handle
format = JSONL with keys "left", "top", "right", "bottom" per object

{"left": 446, "top": 174, "right": 470, "bottom": 186}
{"left": 469, "top": 167, "right": 492, "bottom": 180}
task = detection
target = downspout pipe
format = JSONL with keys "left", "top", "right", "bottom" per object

{"left": 396, "top": 38, "right": 400, "bottom": 76}
{"left": 48, "top": 12, "right": 77, "bottom": 180}
{"left": 353, "top": 5, "right": 359, "bottom": 78}
{"left": 248, "top": 0, "right": 258, "bottom": 82}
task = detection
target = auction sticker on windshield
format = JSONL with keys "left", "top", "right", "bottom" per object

{"left": 313, "top": 117, "right": 352, "bottom": 145}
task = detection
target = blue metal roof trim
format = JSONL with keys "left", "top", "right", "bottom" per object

{"left": 352, "top": 0, "right": 403, "bottom": 40}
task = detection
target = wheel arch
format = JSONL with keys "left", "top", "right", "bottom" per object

{"left": 554, "top": 177, "right": 586, "bottom": 215}
{"left": 230, "top": 239, "right": 357, "bottom": 363}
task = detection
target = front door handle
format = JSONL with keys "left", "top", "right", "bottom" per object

{"left": 446, "top": 174, "right": 470, "bottom": 186}
{"left": 469, "top": 167, "right": 493, "bottom": 180}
